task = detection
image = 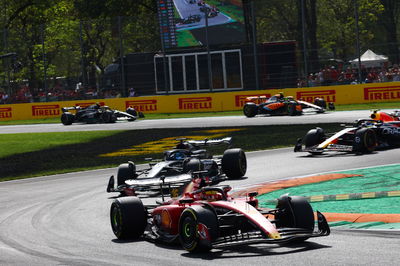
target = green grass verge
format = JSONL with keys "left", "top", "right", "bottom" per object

{"left": 0, "top": 124, "right": 342, "bottom": 181}
{"left": 0, "top": 101, "right": 399, "bottom": 125}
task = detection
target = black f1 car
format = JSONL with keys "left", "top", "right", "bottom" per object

{"left": 60, "top": 103, "right": 144, "bottom": 125}
{"left": 106, "top": 137, "right": 247, "bottom": 197}
{"left": 243, "top": 94, "right": 333, "bottom": 117}
{"left": 110, "top": 171, "right": 330, "bottom": 252}
{"left": 294, "top": 110, "right": 400, "bottom": 155}
{"left": 175, "top": 14, "right": 201, "bottom": 25}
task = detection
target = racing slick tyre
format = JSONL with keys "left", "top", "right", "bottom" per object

{"left": 287, "top": 103, "right": 297, "bottom": 116}
{"left": 126, "top": 107, "right": 138, "bottom": 117}
{"left": 61, "top": 112, "right": 75, "bottom": 125}
{"left": 138, "top": 111, "right": 145, "bottom": 118}
{"left": 243, "top": 103, "right": 258, "bottom": 117}
{"left": 275, "top": 194, "right": 315, "bottom": 243}
{"left": 313, "top": 98, "right": 327, "bottom": 109}
{"left": 110, "top": 197, "right": 147, "bottom": 239}
{"left": 117, "top": 161, "right": 137, "bottom": 186}
{"left": 353, "top": 128, "right": 377, "bottom": 153}
{"left": 183, "top": 158, "right": 204, "bottom": 173}
{"left": 304, "top": 127, "right": 325, "bottom": 154}
{"left": 221, "top": 148, "right": 247, "bottom": 179}
{"left": 101, "top": 111, "right": 116, "bottom": 123}
{"left": 179, "top": 205, "right": 218, "bottom": 252}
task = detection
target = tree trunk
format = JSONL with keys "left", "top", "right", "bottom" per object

{"left": 307, "top": 0, "right": 319, "bottom": 73}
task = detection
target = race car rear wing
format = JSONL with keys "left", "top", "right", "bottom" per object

{"left": 186, "top": 137, "right": 232, "bottom": 147}
{"left": 61, "top": 106, "right": 80, "bottom": 112}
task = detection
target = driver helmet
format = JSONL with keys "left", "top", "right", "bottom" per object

{"left": 172, "top": 151, "right": 186, "bottom": 160}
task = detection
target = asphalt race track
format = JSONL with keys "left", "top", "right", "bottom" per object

{"left": 1, "top": 110, "right": 399, "bottom": 265}
{"left": 0, "top": 110, "right": 394, "bottom": 134}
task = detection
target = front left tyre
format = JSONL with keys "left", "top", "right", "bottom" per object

{"left": 117, "top": 162, "right": 137, "bottom": 186}
{"left": 179, "top": 205, "right": 218, "bottom": 252}
{"left": 304, "top": 127, "right": 325, "bottom": 149}
{"left": 110, "top": 197, "right": 147, "bottom": 239}
{"left": 275, "top": 194, "right": 315, "bottom": 243}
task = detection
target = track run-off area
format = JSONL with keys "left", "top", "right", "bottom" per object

{"left": 0, "top": 110, "right": 399, "bottom": 265}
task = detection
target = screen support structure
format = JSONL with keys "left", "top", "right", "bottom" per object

{"left": 204, "top": 6, "right": 213, "bottom": 92}
{"left": 250, "top": 0, "right": 259, "bottom": 90}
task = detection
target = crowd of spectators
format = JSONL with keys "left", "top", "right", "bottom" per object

{"left": 2, "top": 64, "right": 400, "bottom": 104}
{"left": 0, "top": 85, "right": 124, "bottom": 104}
{"left": 297, "top": 64, "right": 400, "bottom": 88}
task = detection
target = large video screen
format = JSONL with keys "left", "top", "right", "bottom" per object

{"left": 157, "top": 0, "right": 247, "bottom": 49}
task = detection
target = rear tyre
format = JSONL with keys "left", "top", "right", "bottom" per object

{"left": 243, "top": 103, "right": 258, "bottom": 117}
{"left": 275, "top": 194, "right": 315, "bottom": 242}
{"left": 179, "top": 205, "right": 218, "bottom": 252}
{"left": 221, "top": 148, "right": 247, "bottom": 179}
{"left": 110, "top": 197, "right": 147, "bottom": 239}
{"left": 117, "top": 162, "right": 136, "bottom": 186}
{"left": 353, "top": 128, "right": 377, "bottom": 153}
{"left": 61, "top": 112, "right": 75, "bottom": 125}
{"left": 287, "top": 103, "right": 297, "bottom": 116}
{"left": 101, "top": 111, "right": 116, "bottom": 123}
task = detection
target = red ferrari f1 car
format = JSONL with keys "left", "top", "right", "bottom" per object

{"left": 294, "top": 110, "right": 400, "bottom": 154}
{"left": 243, "top": 94, "right": 333, "bottom": 117}
{"left": 110, "top": 172, "right": 330, "bottom": 252}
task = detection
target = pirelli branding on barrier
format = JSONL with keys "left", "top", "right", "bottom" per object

{"left": 32, "top": 104, "right": 60, "bottom": 116}
{"left": 75, "top": 102, "right": 105, "bottom": 108}
{"left": 364, "top": 86, "right": 400, "bottom": 101}
{"left": 235, "top": 94, "right": 271, "bottom": 107}
{"left": 0, "top": 107, "right": 12, "bottom": 119}
{"left": 179, "top": 97, "right": 212, "bottom": 110}
{"left": 125, "top": 99, "right": 158, "bottom": 112}
{"left": 296, "top": 90, "right": 336, "bottom": 102}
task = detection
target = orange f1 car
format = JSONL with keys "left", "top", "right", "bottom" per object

{"left": 243, "top": 94, "right": 332, "bottom": 117}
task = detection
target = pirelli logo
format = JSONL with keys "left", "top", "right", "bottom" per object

{"left": 32, "top": 104, "right": 60, "bottom": 116}
{"left": 364, "top": 86, "right": 400, "bottom": 101}
{"left": 125, "top": 99, "right": 158, "bottom": 112}
{"left": 76, "top": 102, "right": 105, "bottom": 108}
{"left": 179, "top": 97, "right": 212, "bottom": 110}
{"left": 0, "top": 107, "right": 12, "bottom": 119}
{"left": 235, "top": 94, "right": 271, "bottom": 107}
{"left": 297, "top": 90, "right": 336, "bottom": 102}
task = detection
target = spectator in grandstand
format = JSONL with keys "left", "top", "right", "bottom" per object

{"left": 1, "top": 91, "right": 9, "bottom": 104}
{"left": 392, "top": 66, "right": 400, "bottom": 81}
{"left": 129, "top": 88, "right": 137, "bottom": 97}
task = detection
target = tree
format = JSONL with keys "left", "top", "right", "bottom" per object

{"left": 378, "top": 0, "right": 400, "bottom": 64}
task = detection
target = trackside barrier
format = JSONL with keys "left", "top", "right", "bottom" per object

{"left": 1, "top": 82, "right": 400, "bottom": 121}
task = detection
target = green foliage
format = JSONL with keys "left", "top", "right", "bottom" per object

{"left": 1, "top": 0, "right": 400, "bottom": 91}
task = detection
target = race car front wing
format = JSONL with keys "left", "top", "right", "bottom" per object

{"left": 212, "top": 211, "right": 330, "bottom": 248}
